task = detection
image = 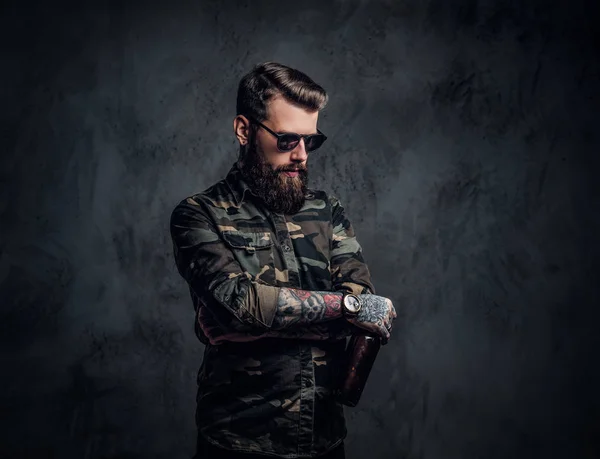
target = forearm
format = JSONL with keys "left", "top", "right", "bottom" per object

{"left": 202, "top": 276, "right": 345, "bottom": 331}
{"left": 271, "top": 288, "right": 344, "bottom": 330}
{"left": 200, "top": 283, "right": 351, "bottom": 343}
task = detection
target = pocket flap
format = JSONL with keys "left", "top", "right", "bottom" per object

{"left": 222, "top": 230, "right": 273, "bottom": 251}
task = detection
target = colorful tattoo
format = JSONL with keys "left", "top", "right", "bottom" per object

{"left": 272, "top": 288, "right": 344, "bottom": 330}
{"left": 323, "top": 294, "right": 342, "bottom": 318}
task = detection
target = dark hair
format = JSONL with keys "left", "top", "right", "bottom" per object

{"left": 236, "top": 62, "right": 329, "bottom": 122}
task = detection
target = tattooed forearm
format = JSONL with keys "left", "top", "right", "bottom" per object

{"left": 271, "top": 288, "right": 344, "bottom": 330}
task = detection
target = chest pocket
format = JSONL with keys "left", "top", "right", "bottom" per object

{"left": 221, "top": 230, "right": 275, "bottom": 281}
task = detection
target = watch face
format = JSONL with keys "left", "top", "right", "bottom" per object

{"left": 345, "top": 295, "right": 360, "bottom": 313}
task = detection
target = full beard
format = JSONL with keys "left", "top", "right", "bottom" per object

{"left": 239, "top": 142, "right": 308, "bottom": 215}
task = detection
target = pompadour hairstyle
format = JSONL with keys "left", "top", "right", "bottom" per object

{"left": 236, "top": 62, "right": 328, "bottom": 122}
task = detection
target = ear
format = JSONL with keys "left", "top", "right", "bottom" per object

{"left": 234, "top": 115, "right": 251, "bottom": 146}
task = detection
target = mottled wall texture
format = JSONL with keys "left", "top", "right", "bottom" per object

{"left": 1, "top": 1, "right": 598, "bottom": 458}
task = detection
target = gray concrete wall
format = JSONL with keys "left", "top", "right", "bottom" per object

{"left": 1, "top": 1, "right": 598, "bottom": 458}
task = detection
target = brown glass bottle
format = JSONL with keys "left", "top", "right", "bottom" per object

{"left": 335, "top": 334, "right": 381, "bottom": 407}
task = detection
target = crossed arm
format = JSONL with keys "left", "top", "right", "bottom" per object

{"left": 170, "top": 195, "right": 374, "bottom": 344}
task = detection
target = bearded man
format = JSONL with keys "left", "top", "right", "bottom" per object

{"left": 170, "top": 62, "right": 396, "bottom": 459}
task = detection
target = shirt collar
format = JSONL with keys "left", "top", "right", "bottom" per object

{"left": 225, "top": 161, "right": 255, "bottom": 206}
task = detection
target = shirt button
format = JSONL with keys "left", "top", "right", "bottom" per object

{"left": 283, "top": 245, "right": 291, "bottom": 252}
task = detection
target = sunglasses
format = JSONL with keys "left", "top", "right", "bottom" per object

{"left": 246, "top": 116, "right": 327, "bottom": 153}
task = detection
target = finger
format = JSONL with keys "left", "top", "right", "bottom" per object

{"left": 380, "top": 328, "right": 389, "bottom": 345}
{"left": 380, "top": 325, "right": 390, "bottom": 343}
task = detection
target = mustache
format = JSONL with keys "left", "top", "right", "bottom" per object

{"left": 277, "top": 165, "right": 307, "bottom": 172}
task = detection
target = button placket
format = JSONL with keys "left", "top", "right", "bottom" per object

{"left": 272, "top": 213, "right": 300, "bottom": 287}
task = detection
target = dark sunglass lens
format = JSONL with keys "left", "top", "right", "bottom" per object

{"left": 305, "top": 135, "right": 325, "bottom": 152}
{"left": 278, "top": 135, "right": 300, "bottom": 151}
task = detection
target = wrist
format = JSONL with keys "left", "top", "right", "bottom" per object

{"left": 341, "top": 293, "right": 362, "bottom": 319}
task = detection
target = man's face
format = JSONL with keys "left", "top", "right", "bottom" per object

{"left": 236, "top": 96, "right": 320, "bottom": 214}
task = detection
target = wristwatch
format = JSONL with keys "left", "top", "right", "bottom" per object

{"left": 342, "top": 293, "right": 362, "bottom": 318}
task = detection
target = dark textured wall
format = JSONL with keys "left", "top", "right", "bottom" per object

{"left": 2, "top": 1, "right": 599, "bottom": 458}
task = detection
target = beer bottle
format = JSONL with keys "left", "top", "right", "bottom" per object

{"left": 335, "top": 334, "right": 381, "bottom": 407}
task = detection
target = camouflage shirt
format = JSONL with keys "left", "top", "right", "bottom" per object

{"left": 170, "top": 162, "right": 375, "bottom": 458}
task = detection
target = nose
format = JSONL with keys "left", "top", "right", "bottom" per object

{"left": 290, "top": 138, "right": 308, "bottom": 162}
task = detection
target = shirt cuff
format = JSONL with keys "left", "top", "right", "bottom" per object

{"left": 243, "top": 283, "right": 280, "bottom": 329}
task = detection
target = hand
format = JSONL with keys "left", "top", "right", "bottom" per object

{"left": 346, "top": 294, "right": 397, "bottom": 343}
